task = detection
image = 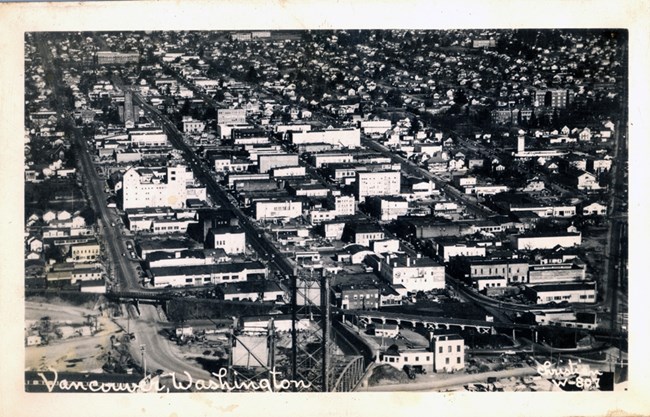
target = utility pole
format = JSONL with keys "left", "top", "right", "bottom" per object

{"left": 291, "top": 274, "right": 298, "bottom": 386}
{"left": 322, "top": 273, "right": 331, "bottom": 393}
{"left": 268, "top": 319, "right": 276, "bottom": 391}
{"left": 140, "top": 344, "right": 147, "bottom": 377}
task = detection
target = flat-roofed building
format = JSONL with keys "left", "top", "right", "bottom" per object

{"left": 379, "top": 253, "right": 445, "bottom": 292}
{"left": 258, "top": 153, "right": 299, "bottom": 174}
{"left": 432, "top": 334, "right": 465, "bottom": 373}
{"left": 525, "top": 281, "right": 597, "bottom": 304}
{"left": 289, "top": 128, "right": 361, "bottom": 148}
{"left": 355, "top": 170, "right": 401, "bottom": 201}
{"left": 151, "top": 261, "right": 267, "bottom": 288}
{"left": 217, "top": 108, "right": 246, "bottom": 125}
{"left": 208, "top": 226, "right": 246, "bottom": 255}
{"left": 71, "top": 242, "right": 100, "bottom": 262}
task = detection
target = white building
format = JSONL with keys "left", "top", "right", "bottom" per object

{"left": 514, "top": 232, "right": 582, "bottom": 251}
{"left": 182, "top": 117, "right": 206, "bottom": 134}
{"left": 129, "top": 128, "right": 169, "bottom": 147}
{"left": 371, "top": 196, "right": 409, "bottom": 221}
{"left": 330, "top": 194, "right": 356, "bottom": 216}
{"left": 209, "top": 226, "right": 246, "bottom": 255}
{"left": 121, "top": 165, "right": 206, "bottom": 210}
{"left": 435, "top": 241, "right": 487, "bottom": 262}
{"left": 432, "top": 334, "right": 465, "bottom": 373}
{"left": 217, "top": 108, "right": 246, "bottom": 124}
{"left": 151, "top": 261, "right": 267, "bottom": 288}
{"left": 311, "top": 152, "right": 354, "bottom": 168}
{"left": 526, "top": 282, "right": 597, "bottom": 304}
{"left": 360, "top": 119, "right": 392, "bottom": 136}
{"left": 271, "top": 166, "right": 306, "bottom": 178}
{"left": 355, "top": 170, "right": 401, "bottom": 201}
{"left": 290, "top": 128, "right": 361, "bottom": 148}
{"left": 378, "top": 254, "right": 445, "bottom": 292}
{"left": 254, "top": 199, "right": 302, "bottom": 221}
{"left": 258, "top": 154, "right": 299, "bottom": 174}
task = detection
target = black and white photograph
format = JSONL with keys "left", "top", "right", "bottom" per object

{"left": 1, "top": 1, "right": 649, "bottom": 416}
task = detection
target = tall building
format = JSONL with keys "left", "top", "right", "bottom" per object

{"left": 355, "top": 170, "right": 401, "bottom": 201}
{"left": 121, "top": 164, "right": 206, "bottom": 210}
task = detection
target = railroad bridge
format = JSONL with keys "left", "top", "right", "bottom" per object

{"left": 344, "top": 310, "right": 533, "bottom": 334}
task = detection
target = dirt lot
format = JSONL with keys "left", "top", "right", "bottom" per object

{"left": 25, "top": 301, "right": 121, "bottom": 373}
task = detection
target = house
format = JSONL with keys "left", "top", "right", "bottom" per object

{"left": 27, "top": 236, "right": 43, "bottom": 253}
{"left": 574, "top": 170, "right": 601, "bottom": 191}
{"left": 582, "top": 202, "right": 607, "bottom": 216}
{"left": 378, "top": 345, "right": 434, "bottom": 371}
{"left": 25, "top": 334, "right": 42, "bottom": 347}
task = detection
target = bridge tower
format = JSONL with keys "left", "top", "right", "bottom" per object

{"left": 289, "top": 269, "right": 335, "bottom": 392}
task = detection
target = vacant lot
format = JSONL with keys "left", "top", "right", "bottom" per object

{"left": 25, "top": 301, "right": 121, "bottom": 373}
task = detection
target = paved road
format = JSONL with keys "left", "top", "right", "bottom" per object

{"left": 360, "top": 366, "right": 539, "bottom": 392}
{"left": 34, "top": 34, "right": 139, "bottom": 293}
{"left": 126, "top": 85, "right": 296, "bottom": 278}
{"left": 123, "top": 304, "right": 214, "bottom": 381}
{"left": 361, "top": 136, "right": 495, "bottom": 218}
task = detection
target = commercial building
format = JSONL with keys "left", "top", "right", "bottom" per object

{"left": 70, "top": 242, "right": 100, "bottom": 262}
{"left": 513, "top": 232, "right": 582, "bottom": 251}
{"left": 151, "top": 261, "right": 267, "bottom": 288}
{"left": 121, "top": 165, "right": 206, "bottom": 210}
{"left": 96, "top": 51, "right": 140, "bottom": 65}
{"left": 378, "top": 347, "right": 434, "bottom": 370}
{"left": 219, "top": 280, "right": 285, "bottom": 303}
{"left": 368, "top": 196, "right": 409, "bottom": 221}
{"left": 527, "top": 262, "right": 586, "bottom": 284}
{"left": 525, "top": 282, "right": 597, "bottom": 304}
{"left": 208, "top": 226, "right": 246, "bottom": 255}
{"left": 311, "top": 152, "right": 354, "bottom": 168}
{"left": 289, "top": 128, "right": 361, "bottom": 148}
{"left": 355, "top": 170, "right": 401, "bottom": 201}
{"left": 128, "top": 128, "right": 169, "bottom": 147}
{"left": 347, "top": 223, "right": 385, "bottom": 247}
{"left": 258, "top": 154, "right": 299, "bottom": 174}
{"left": 217, "top": 108, "right": 246, "bottom": 124}
{"left": 432, "top": 334, "right": 465, "bottom": 373}
{"left": 254, "top": 199, "right": 303, "bottom": 221}
{"left": 334, "top": 283, "right": 380, "bottom": 310}
{"left": 182, "top": 116, "right": 206, "bottom": 134}
{"left": 377, "top": 253, "right": 445, "bottom": 292}
{"left": 432, "top": 239, "right": 487, "bottom": 263}
{"left": 359, "top": 119, "right": 392, "bottom": 136}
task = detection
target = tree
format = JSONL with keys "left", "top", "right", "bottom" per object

{"left": 246, "top": 66, "right": 259, "bottom": 82}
